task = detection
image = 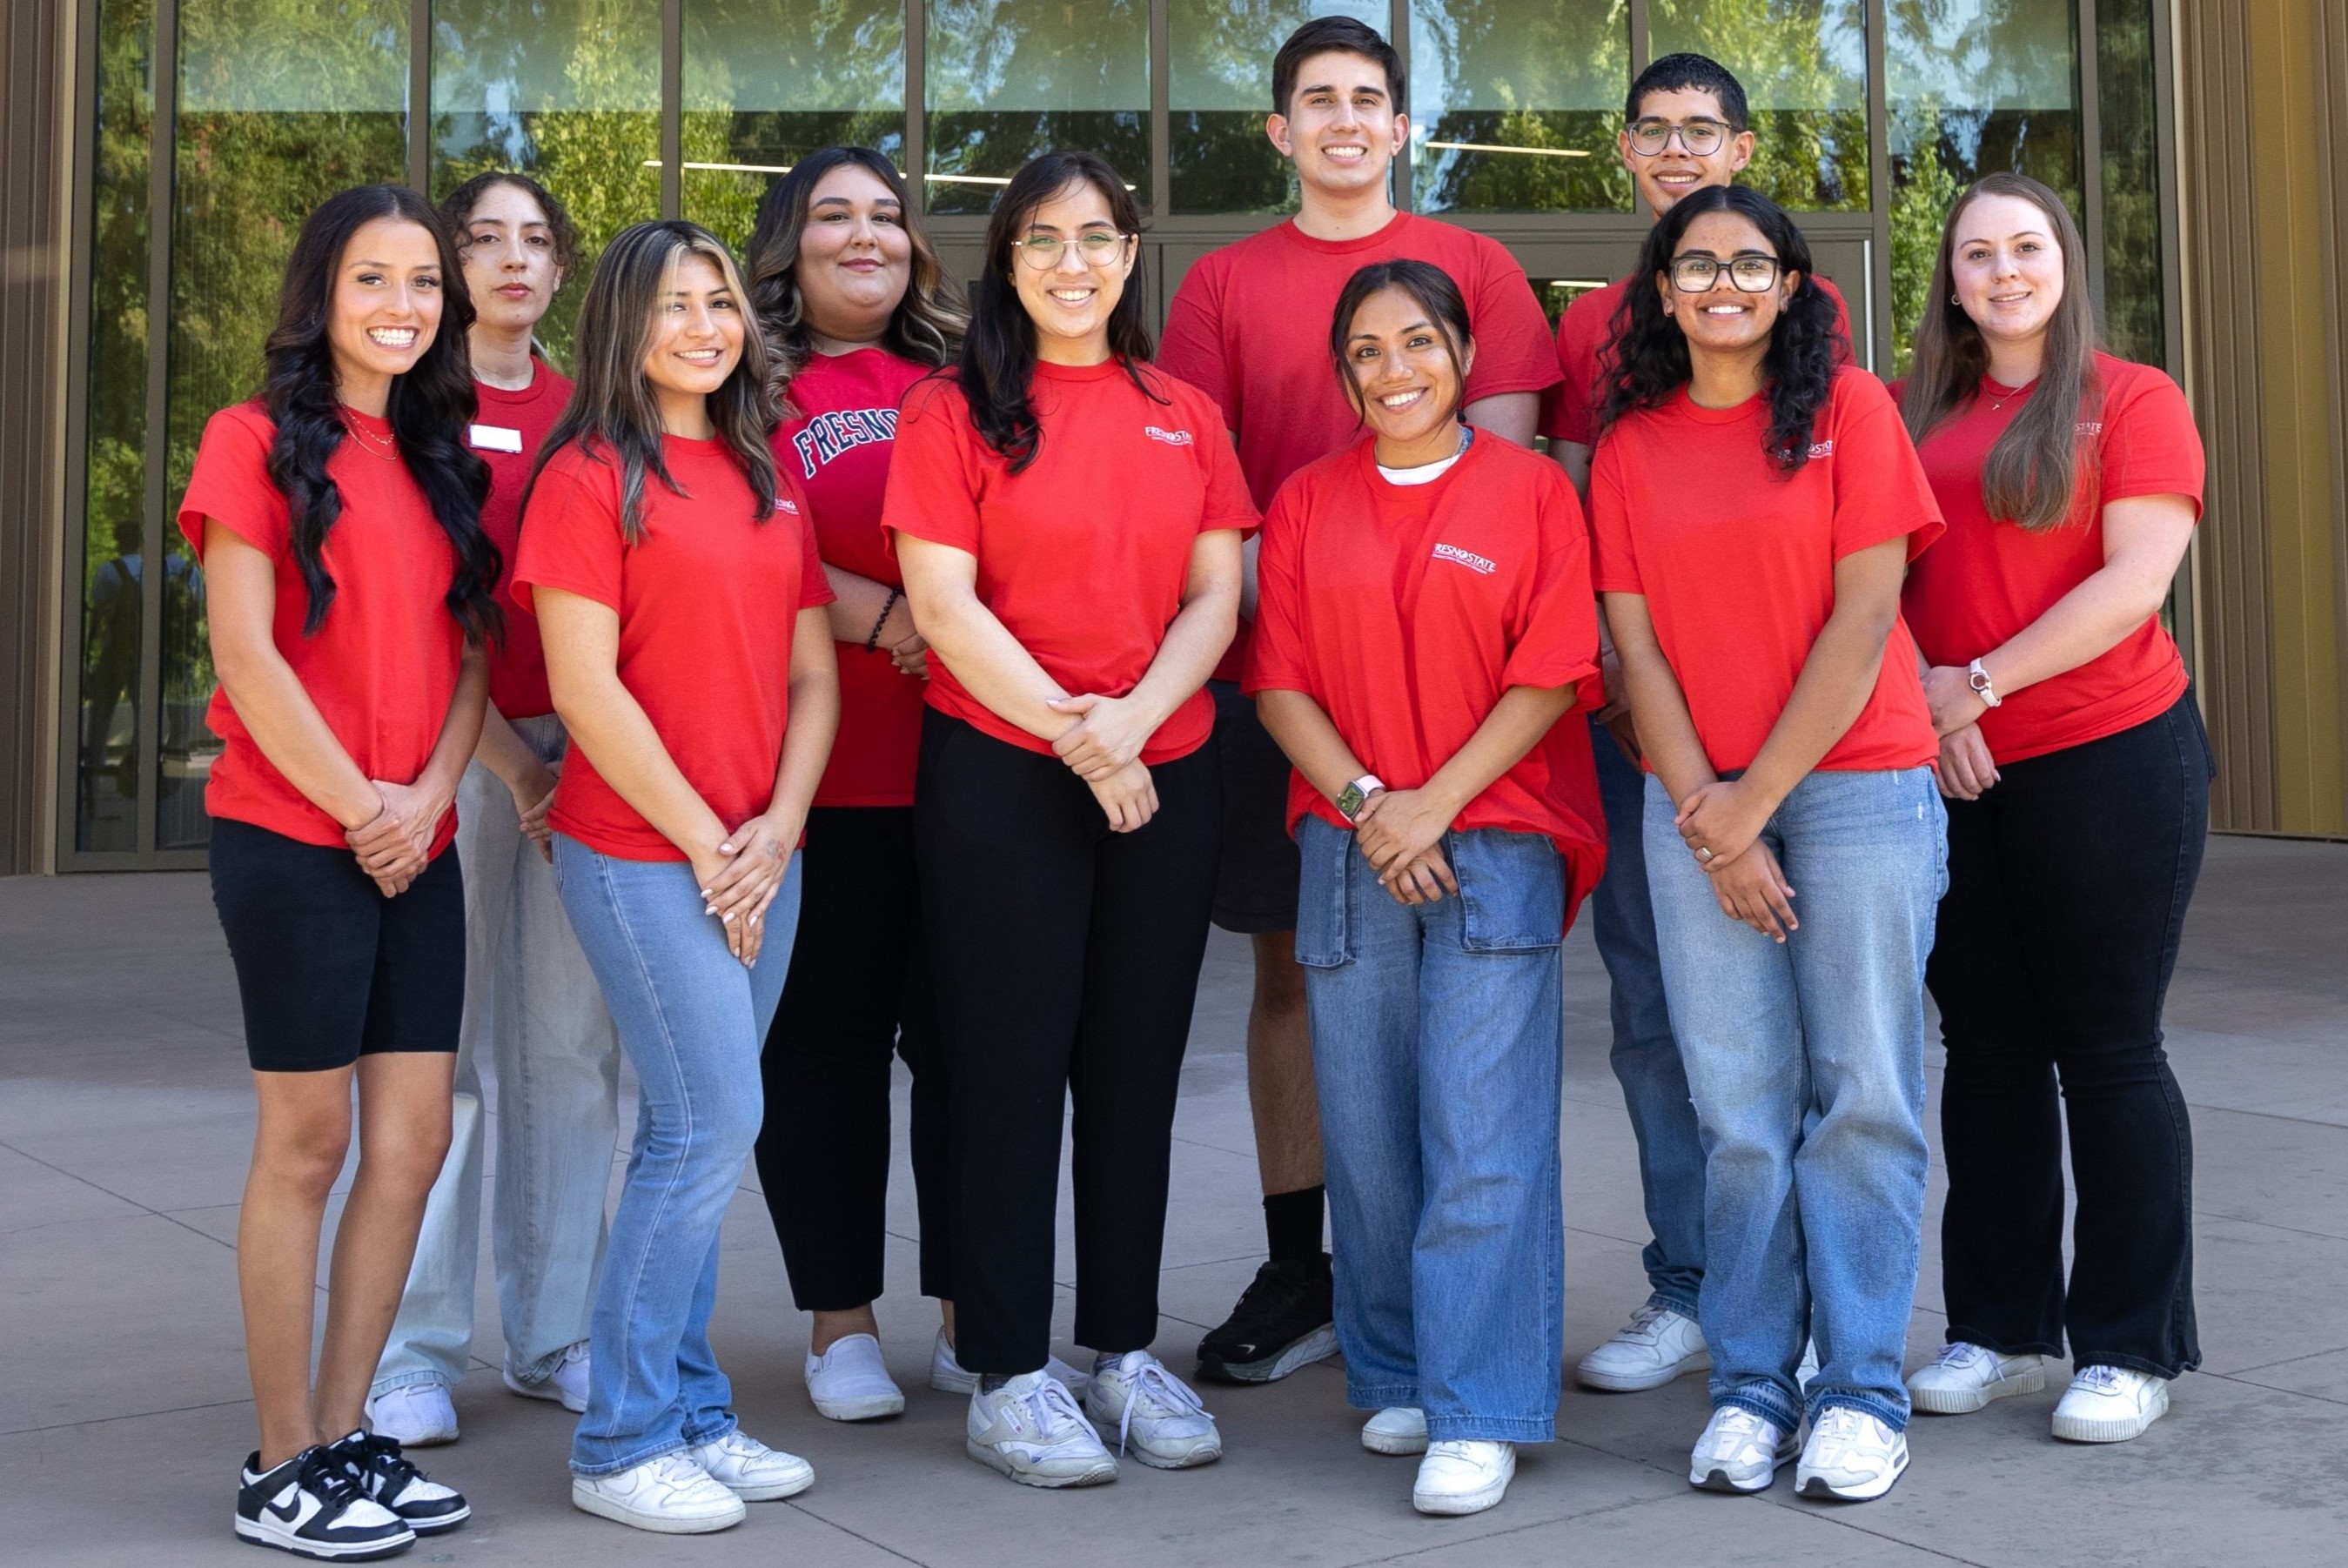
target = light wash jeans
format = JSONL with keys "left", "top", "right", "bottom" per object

{"left": 1587, "top": 719, "right": 1705, "bottom": 1317}
{"left": 374, "top": 718, "right": 621, "bottom": 1397}
{"left": 1295, "top": 815, "right": 1566, "bottom": 1444}
{"left": 1644, "top": 767, "right": 1944, "bottom": 1434}
{"left": 553, "top": 834, "right": 800, "bottom": 1477}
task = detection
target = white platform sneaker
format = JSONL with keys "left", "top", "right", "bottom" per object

{"left": 2051, "top": 1365, "right": 2169, "bottom": 1443}
{"left": 1412, "top": 1440, "right": 1515, "bottom": 1516}
{"left": 1576, "top": 1301, "right": 1710, "bottom": 1392}
{"left": 1907, "top": 1342, "right": 2047, "bottom": 1415}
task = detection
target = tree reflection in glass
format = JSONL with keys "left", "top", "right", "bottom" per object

{"left": 1168, "top": 0, "right": 1385, "bottom": 215}
{"left": 1409, "top": 0, "right": 1630, "bottom": 214}
{"left": 1648, "top": 0, "right": 1868, "bottom": 212}
{"left": 924, "top": 0, "right": 1150, "bottom": 217}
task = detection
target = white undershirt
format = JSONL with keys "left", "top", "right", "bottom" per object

{"left": 1375, "top": 426, "right": 1473, "bottom": 486}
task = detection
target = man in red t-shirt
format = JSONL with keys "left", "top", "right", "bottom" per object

{"left": 1157, "top": 14, "right": 1561, "bottom": 1389}
{"left": 1553, "top": 54, "right": 1855, "bottom": 1398}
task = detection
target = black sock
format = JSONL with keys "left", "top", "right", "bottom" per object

{"left": 1264, "top": 1185, "right": 1326, "bottom": 1264}
{"left": 978, "top": 1373, "right": 1010, "bottom": 1393}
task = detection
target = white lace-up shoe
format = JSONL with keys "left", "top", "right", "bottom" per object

{"left": 1361, "top": 1407, "right": 1429, "bottom": 1456}
{"left": 571, "top": 1451, "right": 746, "bottom": 1534}
{"left": 1084, "top": 1351, "right": 1221, "bottom": 1469}
{"left": 966, "top": 1370, "right": 1118, "bottom": 1488}
{"left": 1412, "top": 1440, "right": 1515, "bottom": 1515}
{"left": 1688, "top": 1406, "right": 1798, "bottom": 1493}
{"left": 688, "top": 1429, "right": 814, "bottom": 1501}
{"left": 1795, "top": 1407, "right": 1909, "bottom": 1501}
{"left": 505, "top": 1339, "right": 590, "bottom": 1413}
{"left": 931, "top": 1328, "right": 1092, "bottom": 1399}
{"left": 1907, "top": 1342, "right": 2046, "bottom": 1415}
{"left": 363, "top": 1384, "right": 458, "bottom": 1448}
{"left": 805, "top": 1333, "right": 907, "bottom": 1422}
{"left": 1576, "top": 1301, "right": 1710, "bottom": 1392}
{"left": 2051, "top": 1364, "right": 2169, "bottom": 1443}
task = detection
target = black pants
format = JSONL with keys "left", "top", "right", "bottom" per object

{"left": 916, "top": 713, "right": 1222, "bottom": 1374}
{"left": 757, "top": 806, "right": 949, "bottom": 1310}
{"left": 1928, "top": 691, "right": 2213, "bottom": 1377}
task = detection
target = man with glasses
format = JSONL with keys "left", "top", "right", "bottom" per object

{"left": 1552, "top": 52, "right": 1854, "bottom": 1397}
{"left": 1157, "top": 14, "right": 1560, "bottom": 1402}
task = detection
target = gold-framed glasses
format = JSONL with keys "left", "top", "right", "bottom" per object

{"left": 1014, "top": 231, "right": 1133, "bottom": 270}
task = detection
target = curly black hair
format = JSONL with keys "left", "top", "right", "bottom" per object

{"left": 1596, "top": 184, "right": 1842, "bottom": 475}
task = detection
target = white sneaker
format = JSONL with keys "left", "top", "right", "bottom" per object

{"left": 505, "top": 1339, "right": 590, "bottom": 1414}
{"left": 805, "top": 1333, "right": 907, "bottom": 1422}
{"left": 930, "top": 1328, "right": 1092, "bottom": 1398}
{"left": 2051, "top": 1364, "right": 2169, "bottom": 1443}
{"left": 364, "top": 1384, "right": 459, "bottom": 1447}
{"left": 1797, "top": 1337, "right": 1821, "bottom": 1395}
{"left": 235, "top": 1446, "right": 415, "bottom": 1560}
{"left": 1907, "top": 1342, "right": 2046, "bottom": 1415}
{"left": 571, "top": 1451, "right": 746, "bottom": 1534}
{"left": 1688, "top": 1406, "right": 1797, "bottom": 1493}
{"left": 1084, "top": 1351, "right": 1221, "bottom": 1469}
{"left": 1412, "top": 1440, "right": 1515, "bottom": 1516}
{"left": 1795, "top": 1407, "right": 1909, "bottom": 1501}
{"left": 1576, "top": 1301, "right": 1710, "bottom": 1392}
{"left": 688, "top": 1429, "right": 814, "bottom": 1501}
{"left": 965, "top": 1370, "right": 1118, "bottom": 1488}
{"left": 1361, "top": 1407, "right": 1429, "bottom": 1456}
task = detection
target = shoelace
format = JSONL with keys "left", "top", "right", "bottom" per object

{"left": 1706, "top": 1407, "right": 1774, "bottom": 1456}
{"left": 2075, "top": 1365, "right": 2127, "bottom": 1394}
{"left": 297, "top": 1447, "right": 370, "bottom": 1516}
{"left": 1107, "top": 1359, "right": 1209, "bottom": 1457}
{"left": 1010, "top": 1376, "right": 1095, "bottom": 1446}
{"left": 1808, "top": 1407, "right": 1874, "bottom": 1452}
{"left": 1931, "top": 1342, "right": 1988, "bottom": 1370}
{"left": 337, "top": 1433, "right": 422, "bottom": 1499}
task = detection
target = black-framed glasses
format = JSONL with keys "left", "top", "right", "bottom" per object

{"left": 1628, "top": 117, "right": 1733, "bottom": 157}
{"left": 1669, "top": 252, "right": 1783, "bottom": 293}
{"left": 1013, "top": 231, "right": 1133, "bottom": 270}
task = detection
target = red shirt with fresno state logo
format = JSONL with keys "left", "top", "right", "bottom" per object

{"left": 513, "top": 437, "right": 834, "bottom": 861}
{"left": 1540, "top": 273, "right": 1855, "bottom": 447}
{"left": 1902, "top": 352, "right": 2205, "bottom": 762}
{"left": 1589, "top": 366, "right": 1942, "bottom": 774}
{"left": 471, "top": 361, "right": 573, "bottom": 720}
{"left": 772, "top": 347, "right": 934, "bottom": 807}
{"left": 1158, "top": 212, "right": 1562, "bottom": 678}
{"left": 882, "top": 359, "right": 1258, "bottom": 764}
{"left": 177, "top": 400, "right": 466, "bottom": 855}
{"left": 1244, "top": 434, "right": 1607, "bottom": 918}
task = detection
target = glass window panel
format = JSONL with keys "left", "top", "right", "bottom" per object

{"left": 1409, "top": 1, "right": 1631, "bottom": 214}
{"left": 1887, "top": 0, "right": 2083, "bottom": 370}
{"left": 433, "top": 0, "right": 661, "bottom": 360}
{"left": 1168, "top": 0, "right": 1385, "bottom": 215}
{"left": 923, "top": 0, "right": 1150, "bottom": 217}
{"left": 165, "top": 0, "right": 413, "bottom": 848}
{"left": 1648, "top": 0, "right": 1868, "bottom": 211}
{"left": 75, "top": 0, "right": 154, "bottom": 854}
{"left": 683, "top": 0, "right": 906, "bottom": 251}
{"left": 2096, "top": 0, "right": 2164, "bottom": 365}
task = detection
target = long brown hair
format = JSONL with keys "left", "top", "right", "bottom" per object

{"left": 1901, "top": 173, "right": 2102, "bottom": 531}
{"left": 532, "top": 220, "right": 777, "bottom": 544}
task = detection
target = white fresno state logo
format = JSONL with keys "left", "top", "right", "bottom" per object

{"left": 1432, "top": 542, "right": 1497, "bottom": 575}
{"left": 1808, "top": 439, "right": 1835, "bottom": 459}
{"left": 1144, "top": 425, "right": 1194, "bottom": 446}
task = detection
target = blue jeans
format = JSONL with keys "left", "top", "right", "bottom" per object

{"left": 1587, "top": 719, "right": 1704, "bottom": 1316}
{"left": 376, "top": 718, "right": 622, "bottom": 1398}
{"left": 1643, "top": 768, "right": 1944, "bottom": 1433}
{"left": 553, "top": 834, "right": 800, "bottom": 1477}
{"left": 1296, "top": 815, "right": 1566, "bottom": 1444}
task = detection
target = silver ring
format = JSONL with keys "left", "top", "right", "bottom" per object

{"left": 1696, "top": 846, "right": 1714, "bottom": 861}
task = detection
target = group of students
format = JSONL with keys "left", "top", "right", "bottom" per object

{"left": 190, "top": 20, "right": 2210, "bottom": 1561}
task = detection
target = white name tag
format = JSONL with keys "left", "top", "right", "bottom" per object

{"left": 468, "top": 424, "right": 523, "bottom": 453}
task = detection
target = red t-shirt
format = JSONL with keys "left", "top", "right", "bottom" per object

{"left": 513, "top": 436, "right": 834, "bottom": 861}
{"left": 1902, "top": 353, "right": 2205, "bottom": 762}
{"left": 176, "top": 400, "right": 466, "bottom": 854}
{"left": 773, "top": 348, "right": 934, "bottom": 807}
{"left": 1541, "top": 273, "right": 1856, "bottom": 447}
{"left": 1590, "top": 367, "right": 1943, "bottom": 774}
{"left": 471, "top": 361, "right": 574, "bottom": 720}
{"left": 882, "top": 359, "right": 1258, "bottom": 765}
{"left": 1158, "top": 211, "right": 1563, "bottom": 678}
{"left": 1244, "top": 434, "right": 1608, "bottom": 921}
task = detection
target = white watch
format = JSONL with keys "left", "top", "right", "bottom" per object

{"left": 1967, "top": 657, "right": 2003, "bottom": 708}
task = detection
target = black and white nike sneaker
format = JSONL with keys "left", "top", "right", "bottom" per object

{"left": 329, "top": 1430, "right": 471, "bottom": 1534}
{"left": 235, "top": 1445, "right": 415, "bottom": 1559}
{"left": 1196, "top": 1255, "right": 1339, "bottom": 1384}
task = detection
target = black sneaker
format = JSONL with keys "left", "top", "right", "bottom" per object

{"left": 328, "top": 1431, "right": 470, "bottom": 1535}
{"left": 1196, "top": 1255, "right": 1339, "bottom": 1384}
{"left": 235, "top": 1445, "right": 415, "bottom": 1560}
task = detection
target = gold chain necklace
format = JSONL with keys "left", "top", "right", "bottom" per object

{"left": 341, "top": 410, "right": 399, "bottom": 461}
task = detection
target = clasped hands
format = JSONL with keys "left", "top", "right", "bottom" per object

{"left": 689, "top": 813, "right": 799, "bottom": 968}
{"left": 1350, "top": 788, "right": 1459, "bottom": 907}
{"left": 1049, "top": 691, "right": 1159, "bottom": 833}
{"left": 345, "top": 780, "right": 453, "bottom": 899}
{"left": 1921, "top": 663, "right": 1999, "bottom": 801}
{"left": 1672, "top": 778, "right": 1799, "bottom": 944}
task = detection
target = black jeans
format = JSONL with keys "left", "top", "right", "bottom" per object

{"left": 757, "top": 806, "right": 949, "bottom": 1310}
{"left": 1928, "top": 691, "right": 2213, "bottom": 1377}
{"left": 915, "top": 712, "right": 1222, "bottom": 1375}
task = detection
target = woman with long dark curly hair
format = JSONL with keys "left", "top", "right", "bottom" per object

{"left": 1591, "top": 184, "right": 1947, "bottom": 1504}
{"left": 185, "top": 182, "right": 490, "bottom": 1559}
{"left": 885, "top": 150, "right": 1250, "bottom": 1488}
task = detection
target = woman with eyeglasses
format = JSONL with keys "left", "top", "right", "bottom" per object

{"left": 885, "top": 150, "right": 1251, "bottom": 1489}
{"left": 1591, "top": 185, "right": 1946, "bottom": 1504}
